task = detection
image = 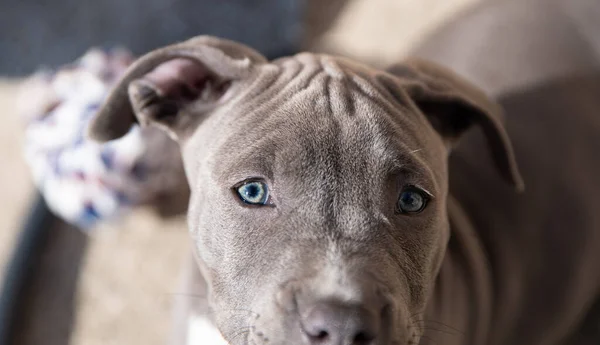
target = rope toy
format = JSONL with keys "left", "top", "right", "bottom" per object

{"left": 17, "top": 48, "right": 187, "bottom": 229}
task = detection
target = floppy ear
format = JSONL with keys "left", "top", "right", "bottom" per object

{"left": 385, "top": 58, "right": 524, "bottom": 191}
{"left": 88, "top": 35, "right": 267, "bottom": 142}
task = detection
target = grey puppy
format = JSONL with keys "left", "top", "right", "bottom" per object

{"left": 88, "top": 30, "right": 600, "bottom": 345}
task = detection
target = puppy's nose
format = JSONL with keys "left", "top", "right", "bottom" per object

{"left": 301, "top": 301, "right": 379, "bottom": 345}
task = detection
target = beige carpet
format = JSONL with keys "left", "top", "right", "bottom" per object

{"left": 0, "top": 0, "right": 479, "bottom": 344}
{"left": 0, "top": 80, "right": 34, "bottom": 274}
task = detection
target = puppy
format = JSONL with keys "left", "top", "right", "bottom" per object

{"left": 88, "top": 35, "right": 600, "bottom": 345}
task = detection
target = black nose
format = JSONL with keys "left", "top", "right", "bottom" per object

{"left": 300, "top": 301, "right": 379, "bottom": 345}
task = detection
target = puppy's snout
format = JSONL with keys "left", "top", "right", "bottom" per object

{"left": 300, "top": 301, "right": 380, "bottom": 345}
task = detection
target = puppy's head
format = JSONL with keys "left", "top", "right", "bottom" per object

{"left": 89, "top": 36, "right": 522, "bottom": 345}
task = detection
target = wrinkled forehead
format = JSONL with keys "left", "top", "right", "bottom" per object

{"left": 191, "top": 54, "right": 443, "bottom": 186}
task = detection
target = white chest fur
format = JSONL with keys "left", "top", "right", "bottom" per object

{"left": 187, "top": 315, "right": 228, "bottom": 345}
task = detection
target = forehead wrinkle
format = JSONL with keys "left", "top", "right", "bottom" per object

{"left": 229, "top": 57, "right": 324, "bottom": 127}
{"left": 230, "top": 60, "right": 337, "bottom": 138}
{"left": 313, "top": 79, "right": 393, "bottom": 234}
{"left": 314, "top": 63, "right": 426, "bottom": 158}
{"left": 211, "top": 66, "right": 335, "bottom": 183}
{"left": 214, "top": 75, "right": 343, "bottom": 201}
{"left": 273, "top": 67, "right": 431, "bottom": 189}
{"left": 262, "top": 57, "right": 323, "bottom": 106}
{"left": 333, "top": 85, "right": 425, "bottom": 175}
{"left": 346, "top": 85, "right": 437, "bottom": 181}
{"left": 354, "top": 82, "right": 423, "bottom": 136}
{"left": 212, "top": 54, "right": 439, "bottom": 208}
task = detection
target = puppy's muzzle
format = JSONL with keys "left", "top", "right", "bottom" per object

{"left": 277, "top": 280, "right": 393, "bottom": 345}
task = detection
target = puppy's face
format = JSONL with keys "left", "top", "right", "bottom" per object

{"left": 89, "top": 36, "right": 522, "bottom": 345}
{"left": 182, "top": 53, "right": 452, "bottom": 345}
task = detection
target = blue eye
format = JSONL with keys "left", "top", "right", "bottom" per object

{"left": 236, "top": 180, "right": 270, "bottom": 205}
{"left": 397, "top": 187, "right": 428, "bottom": 214}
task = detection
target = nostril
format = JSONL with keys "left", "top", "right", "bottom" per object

{"left": 304, "top": 325, "right": 330, "bottom": 342}
{"left": 353, "top": 330, "right": 375, "bottom": 345}
{"left": 300, "top": 301, "right": 379, "bottom": 345}
{"left": 305, "top": 329, "right": 330, "bottom": 343}
{"left": 315, "top": 330, "right": 329, "bottom": 340}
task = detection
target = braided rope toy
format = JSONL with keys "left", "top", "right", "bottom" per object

{"left": 17, "top": 48, "right": 187, "bottom": 229}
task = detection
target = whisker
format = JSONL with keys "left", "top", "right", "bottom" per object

{"left": 177, "top": 306, "right": 260, "bottom": 319}
{"left": 229, "top": 326, "right": 253, "bottom": 345}
{"left": 219, "top": 309, "right": 261, "bottom": 319}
